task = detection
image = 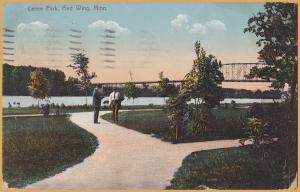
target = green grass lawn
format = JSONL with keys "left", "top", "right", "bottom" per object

{"left": 3, "top": 105, "right": 163, "bottom": 115}
{"left": 101, "top": 108, "right": 247, "bottom": 142}
{"left": 3, "top": 107, "right": 94, "bottom": 116}
{"left": 3, "top": 115, "right": 99, "bottom": 188}
{"left": 167, "top": 142, "right": 297, "bottom": 189}
{"left": 104, "top": 110, "right": 170, "bottom": 139}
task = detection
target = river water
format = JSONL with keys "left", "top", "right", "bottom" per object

{"left": 3, "top": 96, "right": 282, "bottom": 108}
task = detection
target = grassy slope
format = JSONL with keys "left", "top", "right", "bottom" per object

{"left": 101, "top": 108, "right": 247, "bottom": 142}
{"left": 167, "top": 143, "right": 297, "bottom": 189}
{"left": 3, "top": 116, "right": 99, "bottom": 188}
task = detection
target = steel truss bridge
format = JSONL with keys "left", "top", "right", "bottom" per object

{"left": 101, "top": 63, "right": 274, "bottom": 87}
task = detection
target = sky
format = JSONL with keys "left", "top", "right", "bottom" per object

{"left": 3, "top": 2, "right": 272, "bottom": 90}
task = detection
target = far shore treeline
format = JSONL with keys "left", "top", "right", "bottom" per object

{"left": 3, "top": 63, "right": 281, "bottom": 99}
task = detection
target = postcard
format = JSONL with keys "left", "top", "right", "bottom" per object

{"left": 2, "top": 1, "right": 298, "bottom": 190}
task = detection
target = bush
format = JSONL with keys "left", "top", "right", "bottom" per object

{"left": 219, "top": 116, "right": 245, "bottom": 138}
{"left": 242, "top": 118, "right": 272, "bottom": 145}
{"left": 265, "top": 105, "right": 296, "bottom": 140}
{"left": 167, "top": 95, "right": 188, "bottom": 141}
{"left": 224, "top": 103, "right": 229, "bottom": 109}
{"left": 231, "top": 100, "right": 236, "bottom": 109}
{"left": 248, "top": 103, "right": 264, "bottom": 118}
{"left": 192, "top": 105, "right": 216, "bottom": 137}
{"left": 42, "top": 104, "right": 50, "bottom": 116}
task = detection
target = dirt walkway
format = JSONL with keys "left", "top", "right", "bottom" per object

{"left": 26, "top": 111, "right": 245, "bottom": 189}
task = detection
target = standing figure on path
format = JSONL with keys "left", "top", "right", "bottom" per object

{"left": 93, "top": 84, "right": 104, "bottom": 124}
{"left": 109, "top": 87, "right": 122, "bottom": 123}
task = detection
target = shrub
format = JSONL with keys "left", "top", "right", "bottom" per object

{"left": 42, "top": 103, "right": 50, "bottom": 116}
{"left": 224, "top": 103, "right": 229, "bottom": 109}
{"left": 167, "top": 95, "right": 188, "bottom": 141}
{"left": 231, "top": 100, "right": 236, "bottom": 109}
{"left": 192, "top": 105, "right": 216, "bottom": 137}
{"left": 265, "top": 105, "right": 296, "bottom": 140}
{"left": 242, "top": 118, "right": 272, "bottom": 146}
{"left": 248, "top": 103, "right": 264, "bottom": 118}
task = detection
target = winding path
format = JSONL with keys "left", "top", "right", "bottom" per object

{"left": 26, "top": 111, "right": 246, "bottom": 189}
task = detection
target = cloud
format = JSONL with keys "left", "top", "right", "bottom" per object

{"left": 17, "top": 21, "right": 50, "bottom": 35}
{"left": 204, "top": 20, "right": 226, "bottom": 31}
{"left": 188, "top": 23, "right": 206, "bottom": 34}
{"left": 88, "top": 20, "right": 128, "bottom": 33}
{"left": 170, "top": 14, "right": 190, "bottom": 29}
{"left": 189, "top": 20, "right": 226, "bottom": 34}
{"left": 171, "top": 14, "right": 226, "bottom": 34}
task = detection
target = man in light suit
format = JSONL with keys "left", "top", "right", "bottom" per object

{"left": 109, "top": 87, "right": 122, "bottom": 123}
{"left": 93, "top": 84, "right": 104, "bottom": 124}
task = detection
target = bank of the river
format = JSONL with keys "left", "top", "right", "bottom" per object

{"left": 3, "top": 96, "right": 282, "bottom": 108}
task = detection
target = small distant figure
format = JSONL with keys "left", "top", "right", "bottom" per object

{"left": 93, "top": 84, "right": 104, "bottom": 124}
{"left": 43, "top": 103, "right": 50, "bottom": 116}
{"left": 109, "top": 87, "right": 122, "bottom": 123}
{"left": 231, "top": 100, "right": 236, "bottom": 109}
{"left": 8, "top": 102, "right": 12, "bottom": 108}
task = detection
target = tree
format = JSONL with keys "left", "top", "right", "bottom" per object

{"left": 244, "top": 3, "right": 297, "bottom": 107}
{"left": 28, "top": 69, "right": 49, "bottom": 106}
{"left": 181, "top": 41, "right": 224, "bottom": 136}
{"left": 153, "top": 71, "right": 178, "bottom": 100}
{"left": 65, "top": 77, "right": 81, "bottom": 96}
{"left": 182, "top": 41, "right": 224, "bottom": 108}
{"left": 254, "top": 89, "right": 263, "bottom": 98}
{"left": 48, "top": 69, "right": 67, "bottom": 96}
{"left": 3, "top": 64, "right": 76, "bottom": 96}
{"left": 68, "top": 53, "right": 96, "bottom": 105}
{"left": 3, "top": 63, "right": 13, "bottom": 95}
{"left": 124, "top": 82, "right": 140, "bottom": 104}
{"left": 12, "top": 67, "right": 31, "bottom": 95}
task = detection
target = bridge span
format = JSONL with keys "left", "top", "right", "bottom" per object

{"left": 100, "top": 63, "right": 275, "bottom": 87}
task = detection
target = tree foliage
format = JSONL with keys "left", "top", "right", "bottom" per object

{"left": 192, "top": 104, "right": 216, "bottom": 137}
{"left": 68, "top": 53, "right": 97, "bottom": 90}
{"left": 167, "top": 95, "right": 188, "bottom": 141}
{"left": 244, "top": 3, "right": 297, "bottom": 105}
{"left": 167, "top": 41, "right": 224, "bottom": 138}
{"left": 153, "top": 71, "right": 178, "bottom": 98}
{"left": 28, "top": 69, "right": 49, "bottom": 100}
{"left": 3, "top": 64, "right": 70, "bottom": 96}
{"left": 124, "top": 82, "right": 140, "bottom": 102}
{"left": 68, "top": 53, "right": 96, "bottom": 105}
{"left": 182, "top": 41, "right": 224, "bottom": 108}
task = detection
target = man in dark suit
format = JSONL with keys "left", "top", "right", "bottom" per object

{"left": 93, "top": 84, "right": 104, "bottom": 124}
